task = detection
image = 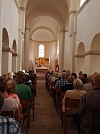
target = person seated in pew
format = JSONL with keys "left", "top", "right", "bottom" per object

{"left": 61, "top": 75, "right": 75, "bottom": 92}
{"left": 62, "top": 78, "right": 86, "bottom": 113}
{"left": 82, "top": 74, "right": 92, "bottom": 92}
{"left": 29, "top": 70, "right": 36, "bottom": 86}
{"left": 0, "top": 76, "right": 22, "bottom": 123}
{"left": 8, "top": 72, "right": 13, "bottom": 81}
{"left": 73, "top": 73, "right": 100, "bottom": 134}
{"left": 78, "top": 71, "right": 86, "bottom": 84}
{"left": 6, "top": 80, "right": 23, "bottom": 118}
{"left": 71, "top": 72, "right": 77, "bottom": 79}
{"left": 15, "top": 71, "right": 32, "bottom": 114}
{"left": 0, "top": 94, "right": 21, "bottom": 134}
{"left": 24, "top": 74, "right": 36, "bottom": 96}
{"left": 53, "top": 72, "right": 67, "bottom": 97}
{"left": 7, "top": 80, "right": 20, "bottom": 101}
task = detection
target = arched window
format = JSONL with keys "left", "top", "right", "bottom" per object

{"left": 39, "top": 44, "right": 44, "bottom": 57}
{"left": 80, "top": 0, "right": 86, "bottom": 6}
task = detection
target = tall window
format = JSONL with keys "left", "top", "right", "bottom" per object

{"left": 80, "top": 0, "right": 86, "bottom": 6}
{"left": 39, "top": 44, "right": 44, "bottom": 57}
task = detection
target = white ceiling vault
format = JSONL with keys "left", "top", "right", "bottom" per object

{"left": 25, "top": 0, "right": 77, "bottom": 42}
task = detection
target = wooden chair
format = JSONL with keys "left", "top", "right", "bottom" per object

{"left": 1, "top": 110, "right": 14, "bottom": 118}
{"left": 34, "top": 78, "right": 37, "bottom": 89}
{"left": 61, "top": 97, "right": 80, "bottom": 134}
{"left": 58, "top": 91, "right": 65, "bottom": 116}
{"left": 49, "top": 81, "right": 55, "bottom": 97}
{"left": 80, "top": 107, "right": 100, "bottom": 134}
{"left": 20, "top": 98, "right": 30, "bottom": 134}
{"left": 55, "top": 87, "right": 61, "bottom": 111}
{"left": 32, "top": 92, "right": 35, "bottom": 122}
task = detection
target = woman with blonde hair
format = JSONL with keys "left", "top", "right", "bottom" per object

{"left": 62, "top": 78, "right": 86, "bottom": 113}
{"left": 8, "top": 72, "right": 13, "bottom": 80}
{"left": 7, "top": 80, "right": 19, "bottom": 101}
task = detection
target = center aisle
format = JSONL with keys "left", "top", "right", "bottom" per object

{"left": 22, "top": 75, "right": 78, "bottom": 134}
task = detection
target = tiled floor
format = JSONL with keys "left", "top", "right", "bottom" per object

{"left": 22, "top": 75, "right": 78, "bottom": 134}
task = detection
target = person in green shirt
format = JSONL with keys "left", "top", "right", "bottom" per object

{"left": 15, "top": 71, "right": 32, "bottom": 113}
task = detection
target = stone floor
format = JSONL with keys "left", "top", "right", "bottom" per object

{"left": 22, "top": 75, "right": 78, "bottom": 134}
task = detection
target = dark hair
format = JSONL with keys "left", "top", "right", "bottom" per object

{"left": 71, "top": 72, "right": 77, "bottom": 79}
{"left": 83, "top": 73, "right": 87, "bottom": 79}
{"left": 0, "top": 76, "right": 7, "bottom": 93}
{"left": 25, "top": 74, "right": 30, "bottom": 81}
{"left": 15, "top": 71, "right": 26, "bottom": 84}
{"left": 0, "top": 94, "right": 4, "bottom": 110}
{"left": 29, "top": 70, "right": 33, "bottom": 76}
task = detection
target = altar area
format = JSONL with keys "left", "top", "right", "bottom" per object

{"left": 35, "top": 57, "right": 50, "bottom": 74}
{"left": 36, "top": 67, "right": 49, "bottom": 73}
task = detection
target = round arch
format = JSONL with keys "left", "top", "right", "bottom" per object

{"left": 2, "top": 28, "right": 9, "bottom": 75}
{"left": 90, "top": 33, "right": 100, "bottom": 51}
{"left": 30, "top": 26, "right": 56, "bottom": 40}
{"left": 2, "top": 28, "right": 9, "bottom": 47}
{"left": 12, "top": 40, "right": 17, "bottom": 73}
{"left": 90, "top": 33, "right": 100, "bottom": 74}
{"left": 12, "top": 39, "right": 17, "bottom": 52}
{"left": 75, "top": 42, "right": 85, "bottom": 74}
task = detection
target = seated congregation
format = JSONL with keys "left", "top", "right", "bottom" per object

{"left": 0, "top": 68, "right": 100, "bottom": 134}
{"left": 0, "top": 70, "right": 37, "bottom": 134}
{"left": 45, "top": 70, "right": 100, "bottom": 134}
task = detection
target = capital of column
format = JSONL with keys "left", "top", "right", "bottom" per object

{"left": 59, "top": 30, "right": 68, "bottom": 33}
{"left": 25, "top": 27, "right": 30, "bottom": 31}
{"left": 2, "top": 47, "right": 14, "bottom": 53}
{"left": 69, "top": 10, "right": 77, "bottom": 16}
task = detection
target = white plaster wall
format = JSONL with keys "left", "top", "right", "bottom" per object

{"left": 76, "top": 0, "right": 100, "bottom": 74}
{"left": 76, "top": 0, "right": 100, "bottom": 52}
{"left": 29, "top": 41, "right": 39, "bottom": 70}
{"left": 90, "top": 55, "right": 100, "bottom": 74}
{"left": 2, "top": 0, "right": 18, "bottom": 48}
{"left": 45, "top": 42, "right": 57, "bottom": 70}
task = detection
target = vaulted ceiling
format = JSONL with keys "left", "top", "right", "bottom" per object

{"left": 25, "top": 0, "right": 69, "bottom": 41}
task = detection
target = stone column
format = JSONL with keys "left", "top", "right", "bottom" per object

{"left": 17, "top": 28, "right": 23, "bottom": 71}
{"left": 59, "top": 30, "right": 65, "bottom": 72}
{"left": 52, "top": 40, "right": 57, "bottom": 70}
{"left": 24, "top": 28, "right": 30, "bottom": 71}
{"left": 17, "top": 9, "right": 25, "bottom": 71}
{"left": 68, "top": 10, "right": 77, "bottom": 73}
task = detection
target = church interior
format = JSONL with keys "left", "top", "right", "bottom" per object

{"left": 0, "top": 0, "right": 100, "bottom": 134}
{"left": 0, "top": 0, "right": 100, "bottom": 75}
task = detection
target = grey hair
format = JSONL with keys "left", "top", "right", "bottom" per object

{"left": 73, "top": 78, "right": 83, "bottom": 90}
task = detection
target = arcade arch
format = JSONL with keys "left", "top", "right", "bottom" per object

{"left": 90, "top": 33, "right": 100, "bottom": 74}
{"left": 12, "top": 40, "right": 17, "bottom": 73}
{"left": 75, "top": 42, "right": 85, "bottom": 74}
{"left": 2, "top": 28, "right": 9, "bottom": 75}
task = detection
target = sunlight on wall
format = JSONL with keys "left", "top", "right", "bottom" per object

{"left": 57, "top": 40, "right": 59, "bottom": 54}
{"left": 80, "top": 0, "right": 86, "bottom": 6}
